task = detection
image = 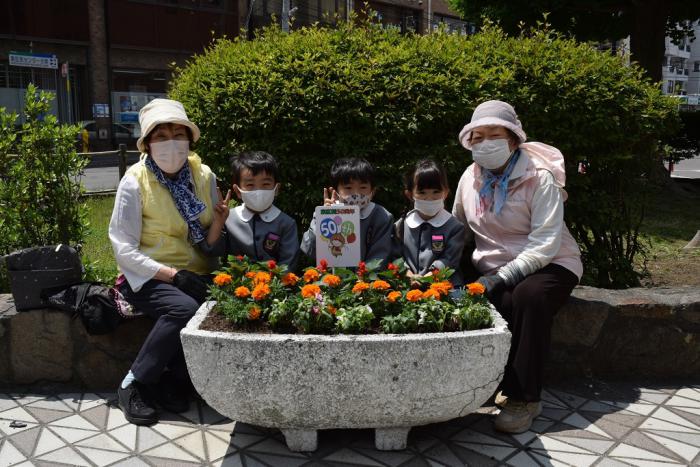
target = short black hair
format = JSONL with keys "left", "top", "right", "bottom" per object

{"left": 230, "top": 151, "right": 278, "bottom": 185}
{"left": 404, "top": 159, "right": 449, "bottom": 192}
{"left": 330, "top": 157, "right": 375, "bottom": 188}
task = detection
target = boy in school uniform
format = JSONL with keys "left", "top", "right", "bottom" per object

{"left": 200, "top": 151, "right": 299, "bottom": 270}
{"left": 301, "top": 157, "right": 394, "bottom": 266}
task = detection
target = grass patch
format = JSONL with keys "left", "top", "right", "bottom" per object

{"left": 82, "top": 195, "right": 118, "bottom": 283}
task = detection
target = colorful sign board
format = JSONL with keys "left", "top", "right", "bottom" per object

{"left": 314, "top": 205, "right": 361, "bottom": 267}
{"left": 9, "top": 51, "right": 58, "bottom": 70}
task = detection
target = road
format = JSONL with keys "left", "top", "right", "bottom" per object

{"left": 671, "top": 154, "right": 700, "bottom": 179}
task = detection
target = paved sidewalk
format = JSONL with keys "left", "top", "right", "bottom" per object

{"left": 1, "top": 380, "right": 699, "bottom": 466}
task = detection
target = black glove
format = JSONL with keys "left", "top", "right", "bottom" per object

{"left": 173, "top": 270, "right": 208, "bottom": 304}
{"left": 476, "top": 274, "right": 505, "bottom": 296}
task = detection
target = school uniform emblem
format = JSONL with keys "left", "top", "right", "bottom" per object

{"left": 431, "top": 235, "right": 445, "bottom": 253}
{"left": 263, "top": 232, "right": 281, "bottom": 256}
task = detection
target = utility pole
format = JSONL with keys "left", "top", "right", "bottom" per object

{"left": 281, "top": 0, "right": 289, "bottom": 32}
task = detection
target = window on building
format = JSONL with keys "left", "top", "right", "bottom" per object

{"left": 695, "top": 62, "right": 700, "bottom": 72}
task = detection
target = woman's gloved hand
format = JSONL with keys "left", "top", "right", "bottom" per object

{"left": 476, "top": 274, "right": 505, "bottom": 296}
{"left": 173, "top": 270, "right": 208, "bottom": 303}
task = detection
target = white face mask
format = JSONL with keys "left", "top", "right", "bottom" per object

{"left": 471, "top": 138, "right": 513, "bottom": 171}
{"left": 150, "top": 140, "right": 189, "bottom": 173}
{"left": 340, "top": 193, "right": 371, "bottom": 208}
{"left": 240, "top": 186, "right": 277, "bottom": 212}
{"left": 414, "top": 198, "right": 444, "bottom": 217}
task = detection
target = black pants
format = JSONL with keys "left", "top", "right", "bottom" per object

{"left": 488, "top": 263, "right": 578, "bottom": 402}
{"left": 121, "top": 279, "right": 203, "bottom": 385}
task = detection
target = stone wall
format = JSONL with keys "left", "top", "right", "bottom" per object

{"left": 0, "top": 286, "right": 698, "bottom": 390}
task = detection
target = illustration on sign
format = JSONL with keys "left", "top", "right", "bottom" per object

{"left": 314, "top": 205, "right": 361, "bottom": 267}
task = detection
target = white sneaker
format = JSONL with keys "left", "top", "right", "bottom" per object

{"left": 494, "top": 399, "right": 542, "bottom": 434}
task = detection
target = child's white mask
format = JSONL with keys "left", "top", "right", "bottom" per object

{"left": 414, "top": 198, "right": 443, "bottom": 217}
{"left": 240, "top": 186, "right": 277, "bottom": 212}
{"left": 340, "top": 193, "right": 371, "bottom": 208}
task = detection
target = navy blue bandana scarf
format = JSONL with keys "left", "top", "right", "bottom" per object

{"left": 478, "top": 149, "right": 521, "bottom": 216}
{"left": 145, "top": 155, "right": 206, "bottom": 243}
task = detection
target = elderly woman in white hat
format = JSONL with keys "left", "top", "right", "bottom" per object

{"left": 109, "top": 98, "right": 226, "bottom": 425}
{"left": 452, "top": 100, "right": 583, "bottom": 433}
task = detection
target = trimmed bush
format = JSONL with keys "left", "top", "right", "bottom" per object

{"left": 170, "top": 20, "right": 679, "bottom": 288}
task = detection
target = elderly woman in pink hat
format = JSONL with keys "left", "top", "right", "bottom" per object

{"left": 109, "top": 99, "right": 227, "bottom": 426}
{"left": 452, "top": 100, "right": 583, "bottom": 434}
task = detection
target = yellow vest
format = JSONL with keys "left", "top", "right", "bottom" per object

{"left": 128, "top": 152, "right": 218, "bottom": 275}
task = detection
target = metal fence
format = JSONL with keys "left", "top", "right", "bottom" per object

{"left": 80, "top": 144, "right": 141, "bottom": 195}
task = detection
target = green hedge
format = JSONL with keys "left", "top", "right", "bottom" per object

{"left": 170, "top": 21, "right": 679, "bottom": 288}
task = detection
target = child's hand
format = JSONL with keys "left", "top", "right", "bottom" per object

{"left": 214, "top": 188, "right": 231, "bottom": 224}
{"left": 323, "top": 187, "right": 340, "bottom": 206}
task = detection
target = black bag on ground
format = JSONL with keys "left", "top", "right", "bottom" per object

{"left": 45, "top": 282, "right": 123, "bottom": 335}
{"left": 3, "top": 245, "right": 83, "bottom": 310}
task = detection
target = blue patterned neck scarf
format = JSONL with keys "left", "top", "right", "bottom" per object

{"left": 145, "top": 155, "right": 206, "bottom": 243}
{"left": 478, "top": 149, "right": 521, "bottom": 216}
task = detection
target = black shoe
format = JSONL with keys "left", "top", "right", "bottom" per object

{"left": 151, "top": 373, "right": 190, "bottom": 413}
{"left": 118, "top": 382, "right": 158, "bottom": 425}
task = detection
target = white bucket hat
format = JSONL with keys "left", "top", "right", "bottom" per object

{"left": 458, "top": 100, "right": 527, "bottom": 149}
{"left": 136, "top": 98, "right": 200, "bottom": 153}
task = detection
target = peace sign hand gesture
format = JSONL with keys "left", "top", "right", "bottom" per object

{"left": 323, "top": 187, "right": 340, "bottom": 206}
{"left": 214, "top": 188, "right": 231, "bottom": 224}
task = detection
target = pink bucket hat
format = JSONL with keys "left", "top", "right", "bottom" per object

{"left": 458, "top": 100, "right": 527, "bottom": 149}
{"left": 136, "top": 98, "right": 200, "bottom": 153}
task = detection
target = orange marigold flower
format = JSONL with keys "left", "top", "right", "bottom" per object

{"left": 301, "top": 284, "right": 321, "bottom": 298}
{"left": 319, "top": 258, "right": 328, "bottom": 272}
{"left": 248, "top": 306, "right": 261, "bottom": 320}
{"left": 213, "top": 273, "right": 232, "bottom": 287}
{"left": 245, "top": 271, "right": 256, "bottom": 279}
{"left": 406, "top": 289, "right": 423, "bottom": 302}
{"left": 234, "top": 286, "right": 251, "bottom": 298}
{"left": 422, "top": 289, "right": 442, "bottom": 300}
{"left": 267, "top": 260, "right": 277, "bottom": 270}
{"left": 282, "top": 273, "right": 300, "bottom": 286}
{"left": 430, "top": 281, "right": 453, "bottom": 296}
{"left": 253, "top": 271, "right": 272, "bottom": 285}
{"left": 352, "top": 281, "right": 370, "bottom": 293}
{"left": 387, "top": 291, "right": 402, "bottom": 303}
{"left": 467, "top": 282, "right": 486, "bottom": 296}
{"left": 327, "top": 305, "right": 337, "bottom": 315}
{"left": 322, "top": 274, "right": 342, "bottom": 287}
{"left": 303, "top": 268, "right": 320, "bottom": 283}
{"left": 371, "top": 280, "right": 391, "bottom": 291}
{"left": 251, "top": 283, "right": 271, "bottom": 301}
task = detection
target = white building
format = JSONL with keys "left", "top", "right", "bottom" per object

{"left": 687, "top": 22, "right": 700, "bottom": 97}
{"left": 663, "top": 21, "right": 700, "bottom": 96}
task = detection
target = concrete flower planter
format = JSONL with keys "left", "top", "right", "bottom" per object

{"left": 181, "top": 302, "right": 511, "bottom": 451}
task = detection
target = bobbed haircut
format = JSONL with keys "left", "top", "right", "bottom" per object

{"left": 230, "top": 151, "right": 279, "bottom": 186}
{"left": 404, "top": 159, "right": 449, "bottom": 192}
{"left": 330, "top": 157, "right": 375, "bottom": 188}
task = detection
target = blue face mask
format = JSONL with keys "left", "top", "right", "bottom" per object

{"left": 471, "top": 138, "right": 513, "bottom": 170}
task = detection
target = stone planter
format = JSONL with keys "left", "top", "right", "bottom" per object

{"left": 181, "top": 302, "right": 511, "bottom": 452}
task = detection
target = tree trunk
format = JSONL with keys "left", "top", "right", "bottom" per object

{"left": 629, "top": 0, "right": 668, "bottom": 83}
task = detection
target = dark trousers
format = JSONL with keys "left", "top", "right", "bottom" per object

{"left": 120, "top": 279, "right": 202, "bottom": 385}
{"left": 488, "top": 263, "right": 578, "bottom": 402}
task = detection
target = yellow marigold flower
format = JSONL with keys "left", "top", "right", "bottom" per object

{"left": 213, "top": 273, "right": 232, "bottom": 287}
{"left": 430, "top": 281, "right": 453, "bottom": 296}
{"left": 406, "top": 289, "right": 423, "bottom": 302}
{"left": 301, "top": 284, "right": 321, "bottom": 298}
{"left": 371, "top": 280, "right": 391, "bottom": 291}
{"left": 387, "top": 291, "right": 402, "bottom": 303}
{"left": 234, "top": 286, "right": 251, "bottom": 298}
{"left": 467, "top": 282, "right": 486, "bottom": 296}
{"left": 248, "top": 306, "right": 261, "bottom": 320}
{"left": 352, "top": 281, "right": 370, "bottom": 293}
{"left": 422, "top": 289, "right": 442, "bottom": 300}
{"left": 281, "top": 273, "right": 300, "bottom": 286}
{"left": 322, "top": 274, "right": 342, "bottom": 287}
{"left": 303, "top": 268, "right": 320, "bottom": 283}
{"left": 245, "top": 271, "right": 256, "bottom": 279}
{"left": 251, "top": 283, "right": 271, "bottom": 301}
{"left": 253, "top": 271, "right": 272, "bottom": 285}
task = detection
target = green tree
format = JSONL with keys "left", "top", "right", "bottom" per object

{"left": 446, "top": 0, "right": 700, "bottom": 82}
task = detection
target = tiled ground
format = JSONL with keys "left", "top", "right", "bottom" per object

{"left": 1, "top": 381, "right": 699, "bottom": 466}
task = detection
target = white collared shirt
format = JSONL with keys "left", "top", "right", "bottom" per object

{"left": 405, "top": 208, "right": 452, "bottom": 229}
{"left": 231, "top": 204, "right": 282, "bottom": 224}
